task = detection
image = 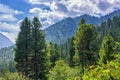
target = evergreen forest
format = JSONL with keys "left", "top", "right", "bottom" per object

{"left": 0, "top": 14, "right": 120, "bottom": 80}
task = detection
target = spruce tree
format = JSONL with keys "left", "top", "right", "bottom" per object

{"left": 68, "top": 37, "right": 75, "bottom": 67}
{"left": 15, "top": 17, "right": 32, "bottom": 76}
{"left": 73, "top": 18, "right": 98, "bottom": 67}
{"left": 48, "top": 43, "right": 61, "bottom": 67}
{"left": 31, "top": 17, "right": 48, "bottom": 80}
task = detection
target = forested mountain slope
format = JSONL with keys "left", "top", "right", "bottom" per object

{"left": 0, "top": 46, "right": 15, "bottom": 74}
{"left": 98, "top": 15, "right": 120, "bottom": 42}
{"left": 45, "top": 10, "right": 120, "bottom": 43}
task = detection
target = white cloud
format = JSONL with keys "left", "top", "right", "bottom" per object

{"left": 0, "top": 22, "right": 20, "bottom": 43}
{"left": 0, "top": 14, "right": 17, "bottom": 22}
{"left": 26, "top": 0, "right": 55, "bottom": 5}
{"left": 0, "top": 4, "right": 23, "bottom": 14}
{"left": 27, "top": 0, "right": 120, "bottom": 28}
{"left": 0, "top": 3, "right": 23, "bottom": 42}
{"left": 0, "top": 3, "right": 23, "bottom": 22}
{"left": 29, "top": 7, "right": 66, "bottom": 27}
{"left": 30, "top": 7, "right": 43, "bottom": 13}
{"left": 26, "top": 0, "right": 41, "bottom": 4}
{"left": 14, "top": 10, "right": 23, "bottom": 14}
{"left": 0, "top": 22, "right": 19, "bottom": 32}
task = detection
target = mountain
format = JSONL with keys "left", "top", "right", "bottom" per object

{"left": 44, "top": 10, "right": 120, "bottom": 43}
{"left": 0, "top": 33, "right": 14, "bottom": 48}
{"left": 98, "top": 14, "right": 120, "bottom": 42}
{"left": 0, "top": 46, "right": 15, "bottom": 73}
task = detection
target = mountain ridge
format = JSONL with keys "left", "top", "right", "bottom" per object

{"left": 44, "top": 10, "right": 120, "bottom": 43}
{"left": 0, "top": 33, "right": 14, "bottom": 48}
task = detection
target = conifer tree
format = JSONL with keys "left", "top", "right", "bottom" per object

{"left": 48, "top": 43, "right": 61, "bottom": 67}
{"left": 15, "top": 17, "right": 32, "bottom": 76}
{"left": 99, "top": 34, "right": 114, "bottom": 64}
{"left": 31, "top": 17, "right": 49, "bottom": 80}
{"left": 73, "top": 18, "right": 98, "bottom": 67}
{"left": 68, "top": 37, "right": 75, "bottom": 67}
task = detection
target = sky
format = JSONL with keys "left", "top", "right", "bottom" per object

{"left": 0, "top": 0, "right": 120, "bottom": 43}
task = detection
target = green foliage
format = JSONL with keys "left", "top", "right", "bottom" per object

{"left": 68, "top": 37, "right": 75, "bottom": 67}
{"left": 0, "top": 46, "right": 15, "bottom": 75}
{"left": 15, "top": 17, "right": 49, "bottom": 80}
{"left": 73, "top": 19, "right": 98, "bottom": 67}
{"left": 47, "top": 43, "right": 61, "bottom": 68}
{"left": 49, "top": 60, "right": 80, "bottom": 80}
{"left": 2, "top": 14, "right": 120, "bottom": 80}
{"left": 0, "top": 46, "right": 14, "bottom": 64}
{"left": 83, "top": 41, "right": 120, "bottom": 80}
{"left": 31, "top": 17, "right": 49, "bottom": 80}
{"left": 83, "top": 61, "right": 120, "bottom": 80}
{"left": 98, "top": 15, "right": 120, "bottom": 42}
{"left": 0, "top": 72, "right": 30, "bottom": 80}
{"left": 99, "top": 35, "right": 114, "bottom": 64}
{"left": 79, "top": 18, "right": 85, "bottom": 25}
{"left": 15, "top": 17, "right": 32, "bottom": 76}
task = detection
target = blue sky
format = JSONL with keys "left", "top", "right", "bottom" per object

{"left": 0, "top": 0, "right": 120, "bottom": 42}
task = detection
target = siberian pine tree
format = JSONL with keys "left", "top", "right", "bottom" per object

{"left": 15, "top": 17, "right": 32, "bottom": 76}
{"left": 31, "top": 17, "right": 49, "bottom": 80}
{"left": 99, "top": 34, "right": 114, "bottom": 64}
{"left": 73, "top": 18, "right": 98, "bottom": 67}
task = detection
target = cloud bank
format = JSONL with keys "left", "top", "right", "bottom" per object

{"left": 0, "top": 3, "right": 22, "bottom": 42}
{"left": 27, "top": 0, "right": 120, "bottom": 28}
{"left": 0, "top": 4, "right": 23, "bottom": 22}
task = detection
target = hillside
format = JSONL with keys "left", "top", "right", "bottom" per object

{"left": 0, "top": 33, "right": 14, "bottom": 48}
{"left": 0, "top": 46, "right": 15, "bottom": 73}
{"left": 44, "top": 10, "right": 120, "bottom": 43}
{"left": 98, "top": 14, "right": 120, "bottom": 42}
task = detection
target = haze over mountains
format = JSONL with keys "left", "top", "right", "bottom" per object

{"left": 45, "top": 10, "right": 120, "bottom": 43}
{"left": 0, "top": 33, "right": 13, "bottom": 48}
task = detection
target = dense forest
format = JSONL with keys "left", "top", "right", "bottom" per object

{"left": 0, "top": 14, "right": 120, "bottom": 80}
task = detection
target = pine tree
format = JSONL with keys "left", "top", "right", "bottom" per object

{"left": 31, "top": 17, "right": 49, "bottom": 80}
{"left": 79, "top": 18, "right": 85, "bottom": 25}
{"left": 15, "top": 17, "right": 32, "bottom": 76}
{"left": 73, "top": 18, "right": 98, "bottom": 67}
{"left": 49, "top": 43, "right": 61, "bottom": 67}
{"left": 68, "top": 37, "right": 75, "bottom": 67}
{"left": 99, "top": 34, "right": 114, "bottom": 64}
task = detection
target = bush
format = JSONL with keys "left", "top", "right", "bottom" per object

{"left": 49, "top": 60, "right": 80, "bottom": 80}
{"left": 0, "top": 72, "right": 30, "bottom": 80}
{"left": 83, "top": 61, "right": 120, "bottom": 80}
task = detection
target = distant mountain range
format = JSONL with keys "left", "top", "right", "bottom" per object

{"left": 0, "top": 10, "right": 120, "bottom": 47}
{"left": 0, "top": 33, "right": 13, "bottom": 48}
{"left": 44, "top": 10, "right": 120, "bottom": 43}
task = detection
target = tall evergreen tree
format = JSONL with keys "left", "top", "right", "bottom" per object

{"left": 49, "top": 43, "right": 61, "bottom": 67}
{"left": 31, "top": 17, "right": 49, "bottom": 80}
{"left": 99, "top": 34, "right": 114, "bottom": 64}
{"left": 15, "top": 17, "right": 32, "bottom": 76}
{"left": 68, "top": 37, "right": 75, "bottom": 67}
{"left": 79, "top": 18, "right": 85, "bottom": 25}
{"left": 73, "top": 18, "right": 98, "bottom": 67}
